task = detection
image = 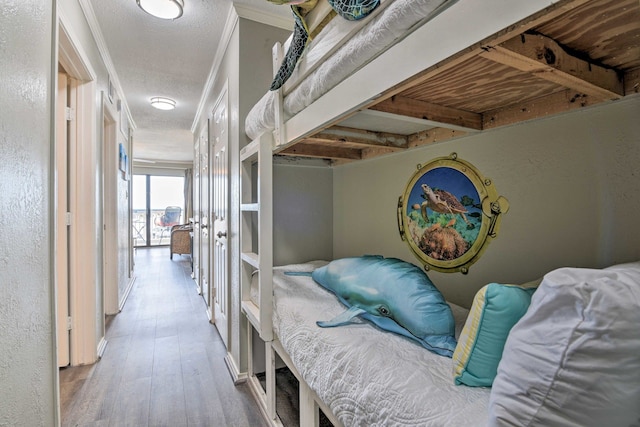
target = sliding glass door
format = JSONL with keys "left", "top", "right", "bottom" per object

{"left": 132, "top": 174, "right": 185, "bottom": 247}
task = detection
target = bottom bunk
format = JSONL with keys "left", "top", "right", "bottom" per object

{"left": 245, "top": 259, "right": 640, "bottom": 427}
{"left": 251, "top": 260, "right": 490, "bottom": 426}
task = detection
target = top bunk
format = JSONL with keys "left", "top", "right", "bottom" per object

{"left": 245, "top": 0, "right": 640, "bottom": 164}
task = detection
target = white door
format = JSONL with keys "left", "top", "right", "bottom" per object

{"left": 199, "top": 123, "right": 212, "bottom": 317}
{"left": 192, "top": 135, "right": 201, "bottom": 290}
{"left": 211, "top": 87, "right": 229, "bottom": 347}
{"left": 56, "top": 71, "right": 70, "bottom": 367}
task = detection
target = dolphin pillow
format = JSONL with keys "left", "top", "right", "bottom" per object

{"left": 311, "top": 255, "right": 457, "bottom": 357}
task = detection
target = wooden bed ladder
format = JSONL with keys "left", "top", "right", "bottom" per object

{"left": 240, "top": 132, "right": 279, "bottom": 424}
{"left": 240, "top": 131, "right": 274, "bottom": 340}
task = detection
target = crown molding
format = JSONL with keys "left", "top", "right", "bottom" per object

{"left": 191, "top": 5, "right": 240, "bottom": 133}
{"left": 191, "top": 3, "right": 293, "bottom": 133}
{"left": 78, "top": 0, "right": 136, "bottom": 131}
{"left": 234, "top": 3, "right": 293, "bottom": 31}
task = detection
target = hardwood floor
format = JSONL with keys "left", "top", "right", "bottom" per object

{"left": 60, "top": 247, "right": 267, "bottom": 427}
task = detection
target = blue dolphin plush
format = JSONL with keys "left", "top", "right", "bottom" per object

{"left": 308, "top": 255, "right": 457, "bottom": 357}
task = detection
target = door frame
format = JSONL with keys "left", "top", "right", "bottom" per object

{"left": 56, "top": 70, "right": 70, "bottom": 367}
{"left": 211, "top": 82, "right": 230, "bottom": 347}
{"left": 102, "top": 94, "right": 119, "bottom": 315}
{"left": 58, "top": 14, "right": 102, "bottom": 365}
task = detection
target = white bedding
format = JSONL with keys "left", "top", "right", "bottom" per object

{"left": 245, "top": 0, "right": 454, "bottom": 141}
{"left": 272, "top": 262, "right": 490, "bottom": 427}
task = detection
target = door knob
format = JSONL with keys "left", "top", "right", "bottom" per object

{"left": 216, "top": 231, "right": 227, "bottom": 238}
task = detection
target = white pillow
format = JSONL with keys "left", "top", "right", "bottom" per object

{"left": 488, "top": 262, "right": 640, "bottom": 427}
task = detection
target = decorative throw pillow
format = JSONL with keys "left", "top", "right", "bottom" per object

{"left": 488, "top": 262, "right": 640, "bottom": 427}
{"left": 452, "top": 283, "right": 535, "bottom": 387}
{"left": 311, "top": 255, "right": 457, "bottom": 357}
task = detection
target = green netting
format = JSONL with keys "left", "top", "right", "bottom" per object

{"left": 269, "top": 0, "right": 380, "bottom": 90}
{"left": 328, "top": 0, "right": 380, "bottom": 21}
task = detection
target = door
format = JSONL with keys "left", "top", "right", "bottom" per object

{"left": 199, "top": 122, "right": 212, "bottom": 317}
{"left": 56, "top": 71, "right": 70, "bottom": 367}
{"left": 211, "top": 87, "right": 229, "bottom": 347}
{"left": 192, "top": 135, "right": 201, "bottom": 289}
{"left": 102, "top": 96, "right": 119, "bottom": 315}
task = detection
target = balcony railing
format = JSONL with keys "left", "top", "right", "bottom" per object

{"left": 133, "top": 209, "right": 184, "bottom": 247}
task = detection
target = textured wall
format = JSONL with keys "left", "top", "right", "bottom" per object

{"left": 334, "top": 97, "right": 640, "bottom": 308}
{"left": 0, "top": 1, "right": 57, "bottom": 425}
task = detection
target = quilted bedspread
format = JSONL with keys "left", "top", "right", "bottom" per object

{"left": 272, "top": 262, "right": 490, "bottom": 427}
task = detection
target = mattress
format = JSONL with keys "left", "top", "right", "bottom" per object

{"left": 245, "top": 0, "right": 454, "bottom": 141}
{"left": 272, "top": 262, "right": 490, "bottom": 427}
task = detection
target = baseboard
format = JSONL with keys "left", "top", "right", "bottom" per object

{"left": 97, "top": 337, "right": 108, "bottom": 359}
{"left": 224, "top": 353, "right": 248, "bottom": 385}
{"left": 119, "top": 276, "right": 136, "bottom": 311}
{"left": 193, "top": 275, "right": 202, "bottom": 295}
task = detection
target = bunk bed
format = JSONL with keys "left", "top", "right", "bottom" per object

{"left": 246, "top": 0, "right": 639, "bottom": 163}
{"left": 240, "top": 0, "right": 640, "bottom": 425}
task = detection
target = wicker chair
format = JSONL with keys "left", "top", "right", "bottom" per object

{"left": 170, "top": 224, "right": 192, "bottom": 259}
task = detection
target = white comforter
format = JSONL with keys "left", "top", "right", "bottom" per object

{"left": 272, "top": 262, "right": 490, "bottom": 427}
{"left": 245, "top": 0, "right": 454, "bottom": 140}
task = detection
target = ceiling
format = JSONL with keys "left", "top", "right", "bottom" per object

{"left": 88, "top": 0, "right": 293, "bottom": 164}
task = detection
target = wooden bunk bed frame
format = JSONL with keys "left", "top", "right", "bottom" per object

{"left": 240, "top": 0, "right": 639, "bottom": 425}
{"left": 274, "top": 0, "right": 639, "bottom": 164}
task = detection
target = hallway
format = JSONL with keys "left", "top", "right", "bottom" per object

{"left": 59, "top": 247, "right": 266, "bottom": 427}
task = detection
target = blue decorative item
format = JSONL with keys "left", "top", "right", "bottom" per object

{"left": 269, "top": 0, "right": 381, "bottom": 90}
{"left": 310, "top": 255, "right": 457, "bottom": 357}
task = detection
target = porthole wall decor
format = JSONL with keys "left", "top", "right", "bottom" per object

{"left": 397, "top": 153, "right": 509, "bottom": 274}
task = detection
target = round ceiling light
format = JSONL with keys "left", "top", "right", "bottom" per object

{"left": 150, "top": 97, "right": 176, "bottom": 110}
{"left": 137, "top": 0, "right": 184, "bottom": 20}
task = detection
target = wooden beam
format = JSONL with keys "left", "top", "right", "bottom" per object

{"left": 482, "top": 89, "right": 601, "bottom": 129}
{"left": 370, "top": 96, "right": 483, "bottom": 130}
{"left": 303, "top": 126, "right": 407, "bottom": 151}
{"left": 624, "top": 67, "right": 640, "bottom": 96}
{"left": 408, "top": 128, "right": 468, "bottom": 148}
{"left": 365, "top": 0, "right": 594, "bottom": 107}
{"left": 480, "top": 33, "right": 623, "bottom": 100}
{"left": 279, "top": 142, "right": 362, "bottom": 160}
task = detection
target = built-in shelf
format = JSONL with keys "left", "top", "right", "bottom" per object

{"left": 240, "top": 132, "right": 273, "bottom": 343}
{"left": 242, "top": 300, "right": 261, "bottom": 332}
{"left": 240, "top": 139, "right": 259, "bottom": 162}
{"left": 241, "top": 251, "right": 259, "bottom": 268}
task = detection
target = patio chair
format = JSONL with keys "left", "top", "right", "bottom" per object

{"left": 154, "top": 206, "right": 182, "bottom": 244}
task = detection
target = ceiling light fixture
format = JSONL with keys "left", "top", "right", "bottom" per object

{"left": 136, "top": 0, "right": 184, "bottom": 20}
{"left": 150, "top": 97, "right": 176, "bottom": 110}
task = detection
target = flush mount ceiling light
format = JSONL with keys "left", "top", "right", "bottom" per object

{"left": 150, "top": 97, "right": 176, "bottom": 110}
{"left": 136, "top": 0, "right": 184, "bottom": 20}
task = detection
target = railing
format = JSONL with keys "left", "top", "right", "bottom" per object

{"left": 133, "top": 209, "right": 184, "bottom": 247}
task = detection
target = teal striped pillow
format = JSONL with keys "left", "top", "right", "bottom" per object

{"left": 453, "top": 283, "right": 535, "bottom": 387}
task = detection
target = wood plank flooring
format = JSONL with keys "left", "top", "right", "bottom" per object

{"left": 60, "top": 247, "right": 267, "bottom": 427}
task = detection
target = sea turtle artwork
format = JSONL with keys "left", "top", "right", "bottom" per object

{"left": 398, "top": 154, "right": 509, "bottom": 273}
{"left": 415, "top": 184, "right": 474, "bottom": 229}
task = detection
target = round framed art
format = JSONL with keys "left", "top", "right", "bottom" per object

{"left": 397, "top": 153, "right": 509, "bottom": 274}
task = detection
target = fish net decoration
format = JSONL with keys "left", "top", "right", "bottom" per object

{"left": 270, "top": 0, "right": 380, "bottom": 90}
{"left": 329, "top": 0, "right": 380, "bottom": 21}
{"left": 271, "top": 9, "right": 309, "bottom": 90}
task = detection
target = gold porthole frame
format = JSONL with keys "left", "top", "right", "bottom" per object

{"left": 397, "top": 153, "right": 509, "bottom": 274}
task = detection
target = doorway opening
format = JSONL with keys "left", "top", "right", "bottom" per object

{"left": 132, "top": 174, "right": 186, "bottom": 247}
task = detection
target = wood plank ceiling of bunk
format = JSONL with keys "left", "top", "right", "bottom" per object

{"left": 278, "top": 0, "right": 640, "bottom": 164}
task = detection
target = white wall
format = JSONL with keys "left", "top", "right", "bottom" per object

{"left": 0, "top": 1, "right": 58, "bottom": 425}
{"left": 273, "top": 162, "right": 334, "bottom": 265}
{"left": 333, "top": 96, "right": 640, "bottom": 308}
